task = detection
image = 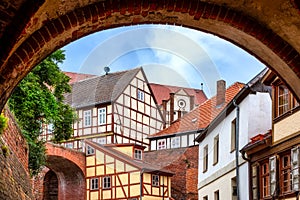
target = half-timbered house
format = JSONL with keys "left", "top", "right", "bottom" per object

{"left": 241, "top": 70, "right": 300, "bottom": 200}
{"left": 41, "top": 67, "right": 165, "bottom": 150}
{"left": 85, "top": 140, "right": 173, "bottom": 200}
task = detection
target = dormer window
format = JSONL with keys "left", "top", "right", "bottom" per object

{"left": 134, "top": 149, "right": 142, "bottom": 160}
{"left": 86, "top": 145, "right": 95, "bottom": 155}
{"left": 137, "top": 89, "right": 144, "bottom": 101}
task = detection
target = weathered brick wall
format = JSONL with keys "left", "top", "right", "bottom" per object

{"left": 0, "top": 107, "right": 33, "bottom": 200}
{"left": 144, "top": 146, "right": 199, "bottom": 200}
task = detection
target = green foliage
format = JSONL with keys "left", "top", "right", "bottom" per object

{"left": 8, "top": 49, "right": 77, "bottom": 176}
{"left": 1, "top": 145, "right": 9, "bottom": 157}
{"left": 0, "top": 113, "right": 8, "bottom": 135}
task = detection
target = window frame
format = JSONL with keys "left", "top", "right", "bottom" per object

{"left": 157, "top": 139, "right": 166, "bottom": 150}
{"left": 203, "top": 145, "right": 208, "bottom": 173}
{"left": 86, "top": 145, "right": 95, "bottom": 155}
{"left": 260, "top": 160, "right": 270, "bottom": 198}
{"left": 134, "top": 149, "right": 142, "bottom": 160}
{"left": 213, "top": 135, "right": 219, "bottom": 165}
{"left": 90, "top": 178, "right": 99, "bottom": 190}
{"left": 152, "top": 174, "right": 159, "bottom": 187}
{"left": 171, "top": 137, "right": 180, "bottom": 148}
{"left": 83, "top": 110, "right": 92, "bottom": 127}
{"left": 137, "top": 89, "right": 145, "bottom": 101}
{"left": 98, "top": 107, "right": 106, "bottom": 125}
{"left": 102, "top": 176, "right": 111, "bottom": 189}
{"left": 279, "top": 152, "right": 292, "bottom": 194}
{"left": 231, "top": 118, "right": 236, "bottom": 152}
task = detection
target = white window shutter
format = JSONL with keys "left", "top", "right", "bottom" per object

{"left": 269, "top": 156, "right": 277, "bottom": 195}
{"left": 291, "top": 146, "right": 300, "bottom": 191}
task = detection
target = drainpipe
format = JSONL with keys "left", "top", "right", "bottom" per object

{"left": 140, "top": 169, "right": 144, "bottom": 200}
{"left": 233, "top": 99, "right": 240, "bottom": 200}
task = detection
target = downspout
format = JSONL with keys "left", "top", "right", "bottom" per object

{"left": 233, "top": 99, "right": 240, "bottom": 200}
{"left": 140, "top": 169, "right": 144, "bottom": 200}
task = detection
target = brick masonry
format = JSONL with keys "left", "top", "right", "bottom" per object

{"left": 0, "top": 0, "right": 300, "bottom": 112}
{"left": 144, "top": 146, "right": 199, "bottom": 200}
{"left": 0, "top": 107, "right": 33, "bottom": 200}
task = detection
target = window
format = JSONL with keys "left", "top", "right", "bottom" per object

{"left": 47, "top": 123, "right": 54, "bottom": 134}
{"left": 98, "top": 108, "right": 106, "bottom": 125}
{"left": 96, "top": 137, "right": 106, "bottom": 145}
{"left": 84, "top": 110, "right": 91, "bottom": 127}
{"left": 291, "top": 147, "right": 300, "bottom": 191}
{"left": 251, "top": 165, "right": 259, "bottom": 200}
{"left": 66, "top": 142, "right": 73, "bottom": 149}
{"left": 86, "top": 145, "right": 95, "bottom": 155}
{"left": 134, "top": 149, "right": 142, "bottom": 160}
{"left": 91, "top": 178, "right": 99, "bottom": 190}
{"left": 102, "top": 176, "right": 111, "bottom": 189}
{"left": 214, "top": 135, "right": 219, "bottom": 165}
{"left": 152, "top": 175, "right": 159, "bottom": 186}
{"left": 280, "top": 154, "right": 292, "bottom": 193}
{"left": 137, "top": 89, "right": 144, "bottom": 101}
{"left": 231, "top": 119, "right": 236, "bottom": 152}
{"left": 269, "top": 156, "right": 277, "bottom": 195}
{"left": 157, "top": 139, "right": 166, "bottom": 150}
{"left": 171, "top": 137, "right": 180, "bottom": 148}
{"left": 261, "top": 161, "right": 270, "bottom": 198}
{"left": 214, "top": 190, "right": 219, "bottom": 200}
{"left": 203, "top": 196, "right": 208, "bottom": 200}
{"left": 203, "top": 145, "right": 208, "bottom": 172}
{"left": 278, "top": 85, "right": 289, "bottom": 116}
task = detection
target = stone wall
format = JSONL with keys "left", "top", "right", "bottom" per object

{"left": 0, "top": 108, "right": 33, "bottom": 200}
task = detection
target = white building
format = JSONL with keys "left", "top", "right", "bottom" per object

{"left": 195, "top": 69, "right": 272, "bottom": 200}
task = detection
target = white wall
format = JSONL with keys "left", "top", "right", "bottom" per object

{"left": 198, "top": 92, "right": 271, "bottom": 199}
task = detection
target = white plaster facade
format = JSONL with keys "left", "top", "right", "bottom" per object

{"left": 198, "top": 92, "right": 272, "bottom": 200}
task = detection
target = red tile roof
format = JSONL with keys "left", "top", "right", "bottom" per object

{"left": 64, "top": 71, "right": 96, "bottom": 84}
{"left": 149, "top": 83, "right": 207, "bottom": 105}
{"left": 148, "top": 82, "right": 245, "bottom": 137}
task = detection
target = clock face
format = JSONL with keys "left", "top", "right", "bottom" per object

{"left": 178, "top": 99, "right": 186, "bottom": 108}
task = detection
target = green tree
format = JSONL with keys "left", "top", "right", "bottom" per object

{"left": 9, "top": 50, "right": 77, "bottom": 175}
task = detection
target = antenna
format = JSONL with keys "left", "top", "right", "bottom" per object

{"left": 104, "top": 66, "right": 110, "bottom": 75}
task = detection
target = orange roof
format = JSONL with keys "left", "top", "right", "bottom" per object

{"left": 64, "top": 71, "right": 96, "bottom": 84}
{"left": 149, "top": 83, "right": 207, "bottom": 105}
{"left": 149, "top": 82, "right": 245, "bottom": 137}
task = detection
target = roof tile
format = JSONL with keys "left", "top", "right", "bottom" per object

{"left": 149, "top": 82, "right": 245, "bottom": 137}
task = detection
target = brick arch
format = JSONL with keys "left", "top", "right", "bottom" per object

{"left": 1, "top": 0, "right": 300, "bottom": 111}
{"left": 45, "top": 143, "right": 86, "bottom": 200}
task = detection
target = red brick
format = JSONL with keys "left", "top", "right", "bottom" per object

{"left": 82, "top": 6, "right": 92, "bottom": 22}
{"left": 46, "top": 22, "right": 59, "bottom": 38}
{"left": 53, "top": 18, "right": 64, "bottom": 34}
{"left": 60, "top": 14, "right": 72, "bottom": 30}
{"left": 38, "top": 27, "right": 51, "bottom": 42}
{"left": 74, "top": 9, "right": 85, "bottom": 25}
{"left": 90, "top": 5, "right": 99, "bottom": 23}
{"left": 202, "top": 3, "right": 213, "bottom": 19}
{"left": 68, "top": 11, "right": 78, "bottom": 27}
{"left": 26, "top": 36, "right": 39, "bottom": 53}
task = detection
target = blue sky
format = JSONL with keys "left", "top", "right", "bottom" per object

{"left": 59, "top": 25, "right": 265, "bottom": 97}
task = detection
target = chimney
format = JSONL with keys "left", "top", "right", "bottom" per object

{"left": 190, "top": 95, "right": 195, "bottom": 111}
{"left": 170, "top": 93, "right": 175, "bottom": 124}
{"left": 162, "top": 100, "right": 168, "bottom": 128}
{"left": 178, "top": 110, "right": 182, "bottom": 119}
{"left": 216, "top": 80, "right": 226, "bottom": 106}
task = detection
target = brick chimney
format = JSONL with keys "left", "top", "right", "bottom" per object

{"left": 170, "top": 93, "right": 175, "bottom": 124}
{"left": 216, "top": 80, "right": 226, "bottom": 106}
{"left": 162, "top": 100, "right": 168, "bottom": 128}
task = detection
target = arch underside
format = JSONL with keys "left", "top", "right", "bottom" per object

{"left": 46, "top": 156, "right": 86, "bottom": 200}
{"left": 0, "top": 0, "right": 300, "bottom": 110}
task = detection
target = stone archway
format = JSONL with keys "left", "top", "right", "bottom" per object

{"left": 0, "top": 0, "right": 300, "bottom": 110}
{"left": 43, "top": 170, "right": 58, "bottom": 200}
